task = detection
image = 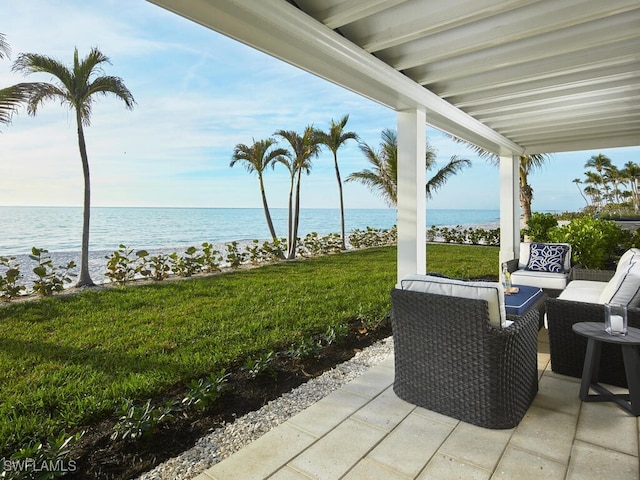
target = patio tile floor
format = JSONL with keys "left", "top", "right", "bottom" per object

{"left": 194, "top": 330, "right": 639, "bottom": 480}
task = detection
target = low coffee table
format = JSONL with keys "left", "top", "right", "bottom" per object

{"left": 572, "top": 322, "right": 640, "bottom": 415}
{"left": 504, "top": 285, "right": 546, "bottom": 328}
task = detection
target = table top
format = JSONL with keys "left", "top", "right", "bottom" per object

{"left": 572, "top": 322, "right": 640, "bottom": 345}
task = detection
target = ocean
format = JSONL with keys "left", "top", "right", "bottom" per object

{"left": 0, "top": 206, "right": 500, "bottom": 285}
{"left": 0, "top": 206, "right": 500, "bottom": 256}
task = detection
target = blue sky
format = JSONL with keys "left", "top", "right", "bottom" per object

{"left": 1, "top": 0, "right": 638, "bottom": 212}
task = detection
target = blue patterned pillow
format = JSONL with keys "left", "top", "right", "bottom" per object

{"left": 525, "top": 243, "right": 570, "bottom": 273}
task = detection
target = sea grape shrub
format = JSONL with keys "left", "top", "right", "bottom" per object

{"left": 105, "top": 245, "right": 151, "bottom": 285}
{"left": 30, "top": 247, "right": 76, "bottom": 295}
{"left": 245, "top": 239, "right": 266, "bottom": 265}
{"left": 257, "top": 238, "right": 286, "bottom": 262}
{"left": 224, "top": 242, "right": 247, "bottom": 269}
{"left": 169, "top": 246, "right": 203, "bottom": 277}
{"left": 522, "top": 212, "right": 558, "bottom": 242}
{"left": 298, "top": 232, "right": 343, "bottom": 257}
{"left": 200, "top": 242, "right": 222, "bottom": 273}
{"left": 348, "top": 226, "right": 397, "bottom": 248}
{"left": 0, "top": 256, "right": 25, "bottom": 301}
{"left": 425, "top": 226, "right": 499, "bottom": 245}
{"left": 142, "top": 253, "right": 171, "bottom": 281}
{"left": 548, "top": 216, "right": 631, "bottom": 269}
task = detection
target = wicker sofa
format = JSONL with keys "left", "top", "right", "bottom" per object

{"left": 391, "top": 275, "right": 539, "bottom": 429}
{"left": 546, "top": 258, "right": 640, "bottom": 388}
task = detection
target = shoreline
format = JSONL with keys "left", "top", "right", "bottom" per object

{"left": 2, "top": 222, "right": 500, "bottom": 290}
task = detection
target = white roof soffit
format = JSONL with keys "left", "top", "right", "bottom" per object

{"left": 147, "top": 0, "right": 640, "bottom": 155}
{"left": 146, "top": 0, "right": 524, "bottom": 156}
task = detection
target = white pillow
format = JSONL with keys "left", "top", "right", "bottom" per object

{"left": 400, "top": 274, "right": 507, "bottom": 328}
{"left": 518, "top": 242, "right": 571, "bottom": 272}
{"left": 616, "top": 248, "right": 640, "bottom": 273}
{"left": 598, "top": 261, "right": 640, "bottom": 306}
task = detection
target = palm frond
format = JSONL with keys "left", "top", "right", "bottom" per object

{"left": 0, "top": 33, "right": 10, "bottom": 60}
{"left": 425, "top": 156, "right": 471, "bottom": 199}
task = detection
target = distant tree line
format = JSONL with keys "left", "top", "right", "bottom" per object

{"left": 573, "top": 153, "right": 640, "bottom": 213}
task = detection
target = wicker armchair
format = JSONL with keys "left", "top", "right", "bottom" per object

{"left": 546, "top": 268, "right": 640, "bottom": 388}
{"left": 391, "top": 288, "right": 539, "bottom": 429}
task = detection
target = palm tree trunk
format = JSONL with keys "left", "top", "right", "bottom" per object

{"left": 259, "top": 175, "right": 278, "bottom": 242}
{"left": 333, "top": 152, "right": 346, "bottom": 250}
{"left": 288, "top": 169, "right": 303, "bottom": 259}
{"left": 76, "top": 116, "right": 95, "bottom": 287}
{"left": 286, "top": 176, "right": 295, "bottom": 259}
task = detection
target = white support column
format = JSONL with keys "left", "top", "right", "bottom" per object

{"left": 499, "top": 155, "right": 520, "bottom": 267}
{"left": 397, "top": 109, "right": 426, "bottom": 283}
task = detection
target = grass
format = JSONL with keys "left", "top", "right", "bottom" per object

{"left": 0, "top": 243, "right": 498, "bottom": 455}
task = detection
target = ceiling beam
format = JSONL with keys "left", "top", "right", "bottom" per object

{"left": 311, "top": 0, "right": 408, "bottom": 29}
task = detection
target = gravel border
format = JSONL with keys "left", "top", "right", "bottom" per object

{"left": 137, "top": 337, "right": 394, "bottom": 480}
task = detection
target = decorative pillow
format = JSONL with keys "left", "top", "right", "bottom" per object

{"left": 518, "top": 242, "right": 572, "bottom": 271}
{"left": 400, "top": 274, "right": 507, "bottom": 328}
{"left": 525, "top": 243, "right": 570, "bottom": 273}
{"left": 598, "top": 261, "right": 640, "bottom": 306}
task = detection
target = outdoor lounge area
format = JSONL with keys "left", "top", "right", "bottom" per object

{"left": 194, "top": 329, "right": 639, "bottom": 480}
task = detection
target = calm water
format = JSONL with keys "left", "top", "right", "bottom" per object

{"left": 0, "top": 206, "right": 500, "bottom": 256}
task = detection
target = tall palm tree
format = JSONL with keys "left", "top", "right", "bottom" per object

{"left": 13, "top": 47, "right": 135, "bottom": 287}
{"left": 622, "top": 161, "right": 640, "bottom": 211}
{"left": 572, "top": 178, "right": 589, "bottom": 206}
{"left": 585, "top": 153, "right": 613, "bottom": 204}
{"left": 346, "top": 128, "right": 470, "bottom": 206}
{"left": 583, "top": 171, "right": 604, "bottom": 206}
{"left": 516, "top": 155, "right": 550, "bottom": 224}
{"left": 275, "top": 126, "right": 320, "bottom": 259}
{"left": 603, "top": 165, "right": 624, "bottom": 203}
{"left": 315, "top": 115, "right": 358, "bottom": 250}
{"left": 230, "top": 138, "right": 288, "bottom": 242}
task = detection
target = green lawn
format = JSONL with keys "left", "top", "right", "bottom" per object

{"left": 0, "top": 243, "right": 498, "bottom": 454}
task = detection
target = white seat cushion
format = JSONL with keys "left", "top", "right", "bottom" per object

{"left": 400, "top": 274, "right": 506, "bottom": 328}
{"left": 511, "top": 269, "right": 570, "bottom": 291}
{"left": 558, "top": 280, "right": 608, "bottom": 304}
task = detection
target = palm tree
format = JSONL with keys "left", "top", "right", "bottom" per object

{"left": 622, "top": 161, "right": 640, "bottom": 211}
{"left": 315, "top": 115, "right": 358, "bottom": 250}
{"left": 572, "top": 178, "right": 589, "bottom": 206}
{"left": 346, "top": 128, "right": 470, "bottom": 206}
{"left": 230, "top": 138, "right": 288, "bottom": 242}
{"left": 516, "top": 155, "right": 550, "bottom": 225}
{"left": 275, "top": 126, "right": 320, "bottom": 259}
{"left": 13, "top": 47, "right": 135, "bottom": 287}
{"left": 450, "top": 136, "right": 551, "bottom": 225}
{"left": 585, "top": 153, "right": 613, "bottom": 204}
{"left": 583, "top": 171, "right": 604, "bottom": 206}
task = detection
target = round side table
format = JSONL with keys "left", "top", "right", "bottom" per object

{"left": 572, "top": 322, "right": 640, "bottom": 415}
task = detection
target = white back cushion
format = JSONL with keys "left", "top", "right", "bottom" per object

{"left": 400, "top": 274, "right": 506, "bottom": 328}
{"left": 599, "top": 261, "right": 640, "bottom": 306}
{"left": 616, "top": 248, "right": 640, "bottom": 273}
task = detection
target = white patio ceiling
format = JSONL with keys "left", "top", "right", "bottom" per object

{"left": 148, "top": 0, "right": 640, "bottom": 156}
